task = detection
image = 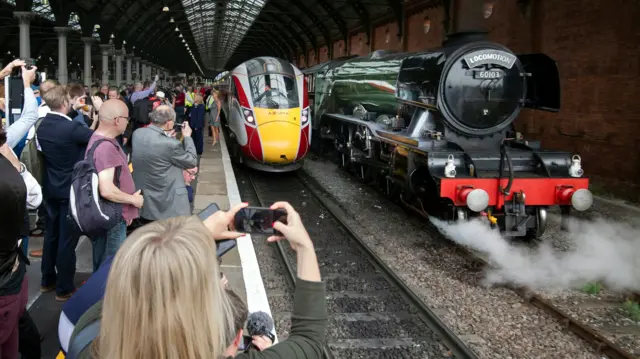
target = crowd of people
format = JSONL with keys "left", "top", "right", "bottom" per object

{"left": 0, "top": 58, "right": 327, "bottom": 359}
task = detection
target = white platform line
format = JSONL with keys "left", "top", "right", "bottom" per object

{"left": 219, "top": 130, "right": 278, "bottom": 343}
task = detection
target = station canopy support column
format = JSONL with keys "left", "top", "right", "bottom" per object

{"left": 100, "top": 44, "right": 111, "bottom": 86}
{"left": 126, "top": 54, "right": 133, "bottom": 84}
{"left": 13, "top": 12, "right": 34, "bottom": 59}
{"left": 82, "top": 37, "right": 94, "bottom": 87}
{"left": 54, "top": 27, "right": 71, "bottom": 85}
{"left": 115, "top": 49, "right": 124, "bottom": 86}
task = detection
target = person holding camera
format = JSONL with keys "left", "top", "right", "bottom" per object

{"left": 66, "top": 201, "right": 326, "bottom": 359}
{"left": 0, "top": 59, "right": 39, "bottom": 149}
{"left": 131, "top": 105, "right": 196, "bottom": 225}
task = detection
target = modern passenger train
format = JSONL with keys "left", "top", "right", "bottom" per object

{"left": 302, "top": 32, "right": 593, "bottom": 239}
{"left": 222, "top": 57, "right": 310, "bottom": 172}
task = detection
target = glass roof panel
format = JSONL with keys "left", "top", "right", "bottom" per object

{"left": 181, "top": 0, "right": 266, "bottom": 71}
{"left": 32, "top": 0, "right": 55, "bottom": 21}
{"left": 68, "top": 12, "right": 81, "bottom": 32}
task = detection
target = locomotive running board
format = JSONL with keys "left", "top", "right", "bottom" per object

{"left": 325, "top": 113, "right": 433, "bottom": 152}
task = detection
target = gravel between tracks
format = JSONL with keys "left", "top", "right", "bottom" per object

{"left": 303, "top": 158, "right": 602, "bottom": 359}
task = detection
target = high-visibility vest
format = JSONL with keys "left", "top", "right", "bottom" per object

{"left": 185, "top": 92, "right": 195, "bottom": 107}
{"left": 205, "top": 95, "right": 215, "bottom": 111}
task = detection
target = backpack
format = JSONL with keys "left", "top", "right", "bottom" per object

{"left": 66, "top": 319, "right": 101, "bottom": 359}
{"left": 19, "top": 118, "right": 45, "bottom": 185}
{"left": 69, "top": 139, "right": 123, "bottom": 238}
{"left": 132, "top": 96, "right": 161, "bottom": 128}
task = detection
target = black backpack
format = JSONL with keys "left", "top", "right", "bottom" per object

{"left": 132, "top": 96, "right": 161, "bottom": 128}
{"left": 69, "top": 139, "right": 123, "bottom": 239}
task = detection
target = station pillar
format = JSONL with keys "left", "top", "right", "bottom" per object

{"left": 115, "top": 49, "right": 124, "bottom": 86}
{"left": 126, "top": 54, "right": 133, "bottom": 84}
{"left": 134, "top": 57, "right": 141, "bottom": 81}
{"left": 100, "top": 44, "right": 111, "bottom": 86}
{"left": 13, "top": 12, "right": 34, "bottom": 59}
{"left": 81, "top": 37, "right": 94, "bottom": 87}
{"left": 54, "top": 27, "right": 71, "bottom": 84}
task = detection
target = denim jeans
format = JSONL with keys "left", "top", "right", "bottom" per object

{"left": 91, "top": 220, "right": 127, "bottom": 273}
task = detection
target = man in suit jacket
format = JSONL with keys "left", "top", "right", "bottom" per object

{"left": 131, "top": 105, "right": 197, "bottom": 222}
{"left": 36, "top": 85, "right": 94, "bottom": 302}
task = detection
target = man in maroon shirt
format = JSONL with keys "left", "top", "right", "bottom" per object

{"left": 86, "top": 100, "right": 144, "bottom": 272}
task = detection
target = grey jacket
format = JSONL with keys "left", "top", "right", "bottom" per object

{"left": 131, "top": 125, "right": 197, "bottom": 220}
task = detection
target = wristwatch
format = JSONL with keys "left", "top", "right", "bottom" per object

{"left": 19, "top": 163, "right": 26, "bottom": 174}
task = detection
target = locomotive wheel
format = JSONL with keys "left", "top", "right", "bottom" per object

{"left": 524, "top": 207, "right": 547, "bottom": 241}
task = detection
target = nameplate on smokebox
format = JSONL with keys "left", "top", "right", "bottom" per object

{"left": 473, "top": 70, "right": 503, "bottom": 79}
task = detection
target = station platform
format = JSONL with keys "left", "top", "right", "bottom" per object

{"left": 24, "top": 132, "right": 273, "bottom": 358}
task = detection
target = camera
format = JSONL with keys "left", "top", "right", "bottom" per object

{"left": 10, "top": 58, "right": 41, "bottom": 86}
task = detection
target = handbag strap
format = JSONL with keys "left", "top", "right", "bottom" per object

{"left": 66, "top": 320, "right": 101, "bottom": 359}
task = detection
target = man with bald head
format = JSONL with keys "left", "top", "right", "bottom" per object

{"left": 131, "top": 104, "right": 196, "bottom": 223}
{"left": 86, "top": 99, "right": 144, "bottom": 271}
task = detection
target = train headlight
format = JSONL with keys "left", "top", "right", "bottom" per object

{"left": 301, "top": 107, "right": 309, "bottom": 124}
{"left": 242, "top": 108, "right": 255, "bottom": 124}
{"left": 458, "top": 187, "right": 489, "bottom": 212}
{"left": 556, "top": 187, "right": 593, "bottom": 211}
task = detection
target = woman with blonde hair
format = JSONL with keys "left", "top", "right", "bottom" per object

{"left": 68, "top": 202, "right": 327, "bottom": 359}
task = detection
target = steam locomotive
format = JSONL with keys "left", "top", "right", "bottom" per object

{"left": 303, "top": 32, "right": 593, "bottom": 239}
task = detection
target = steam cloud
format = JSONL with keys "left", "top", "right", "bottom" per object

{"left": 430, "top": 216, "right": 640, "bottom": 293}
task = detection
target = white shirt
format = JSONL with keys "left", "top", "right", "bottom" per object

{"left": 8, "top": 147, "right": 42, "bottom": 210}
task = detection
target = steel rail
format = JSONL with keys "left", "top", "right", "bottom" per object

{"left": 294, "top": 170, "right": 479, "bottom": 359}
{"left": 317, "top": 164, "right": 638, "bottom": 359}
{"left": 246, "top": 175, "right": 336, "bottom": 359}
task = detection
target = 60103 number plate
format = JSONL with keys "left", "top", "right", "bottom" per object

{"left": 474, "top": 70, "right": 503, "bottom": 79}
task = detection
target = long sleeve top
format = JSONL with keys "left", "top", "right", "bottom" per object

{"left": 129, "top": 81, "right": 157, "bottom": 105}
{"left": 5, "top": 87, "right": 38, "bottom": 148}
{"left": 189, "top": 105, "right": 204, "bottom": 129}
{"left": 189, "top": 104, "right": 206, "bottom": 129}
{"left": 8, "top": 147, "right": 42, "bottom": 210}
{"left": 67, "top": 278, "right": 327, "bottom": 359}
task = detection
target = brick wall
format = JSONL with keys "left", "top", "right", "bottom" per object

{"left": 406, "top": 7, "right": 447, "bottom": 52}
{"left": 349, "top": 32, "right": 369, "bottom": 56}
{"left": 334, "top": 40, "right": 346, "bottom": 58}
{"left": 372, "top": 22, "right": 401, "bottom": 51}
{"left": 483, "top": 0, "right": 640, "bottom": 198}
{"left": 319, "top": 46, "right": 329, "bottom": 63}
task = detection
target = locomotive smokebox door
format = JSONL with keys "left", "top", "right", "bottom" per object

{"left": 439, "top": 46, "right": 525, "bottom": 137}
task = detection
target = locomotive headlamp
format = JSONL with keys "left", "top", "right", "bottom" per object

{"left": 458, "top": 188, "right": 490, "bottom": 212}
{"left": 557, "top": 187, "right": 593, "bottom": 212}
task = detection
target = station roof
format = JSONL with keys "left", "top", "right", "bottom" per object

{"left": 0, "top": 0, "right": 439, "bottom": 77}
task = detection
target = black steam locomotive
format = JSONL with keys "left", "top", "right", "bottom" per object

{"left": 303, "top": 32, "right": 592, "bottom": 239}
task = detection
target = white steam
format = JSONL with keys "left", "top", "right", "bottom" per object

{"left": 430, "top": 216, "right": 640, "bottom": 293}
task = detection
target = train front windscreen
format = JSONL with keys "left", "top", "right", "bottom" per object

{"left": 248, "top": 73, "right": 300, "bottom": 109}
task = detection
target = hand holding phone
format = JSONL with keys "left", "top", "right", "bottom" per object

{"left": 233, "top": 207, "right": 287, "bottom": 235}
{"left": 198, "top": 203, "right": 243, "bottom": 257}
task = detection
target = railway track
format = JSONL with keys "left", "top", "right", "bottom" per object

{"left": 235, "top": 167, "right": 477, "bottom": 359}
{"left": 309, "top": 157, "right": 639, "bottom": 359}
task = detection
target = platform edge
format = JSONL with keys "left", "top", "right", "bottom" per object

{"left": 219, "top": 129, "right": 278, "bottom": 343}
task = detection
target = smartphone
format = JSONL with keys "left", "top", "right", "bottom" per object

{"left": 174, "top": 121, "right": 184, "bottom": 133}
{"left": 198, "top": 203, "right": 237, "bottom": 257}
{"left": 233, "top": 207, "right": 287, "bottom": 235}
